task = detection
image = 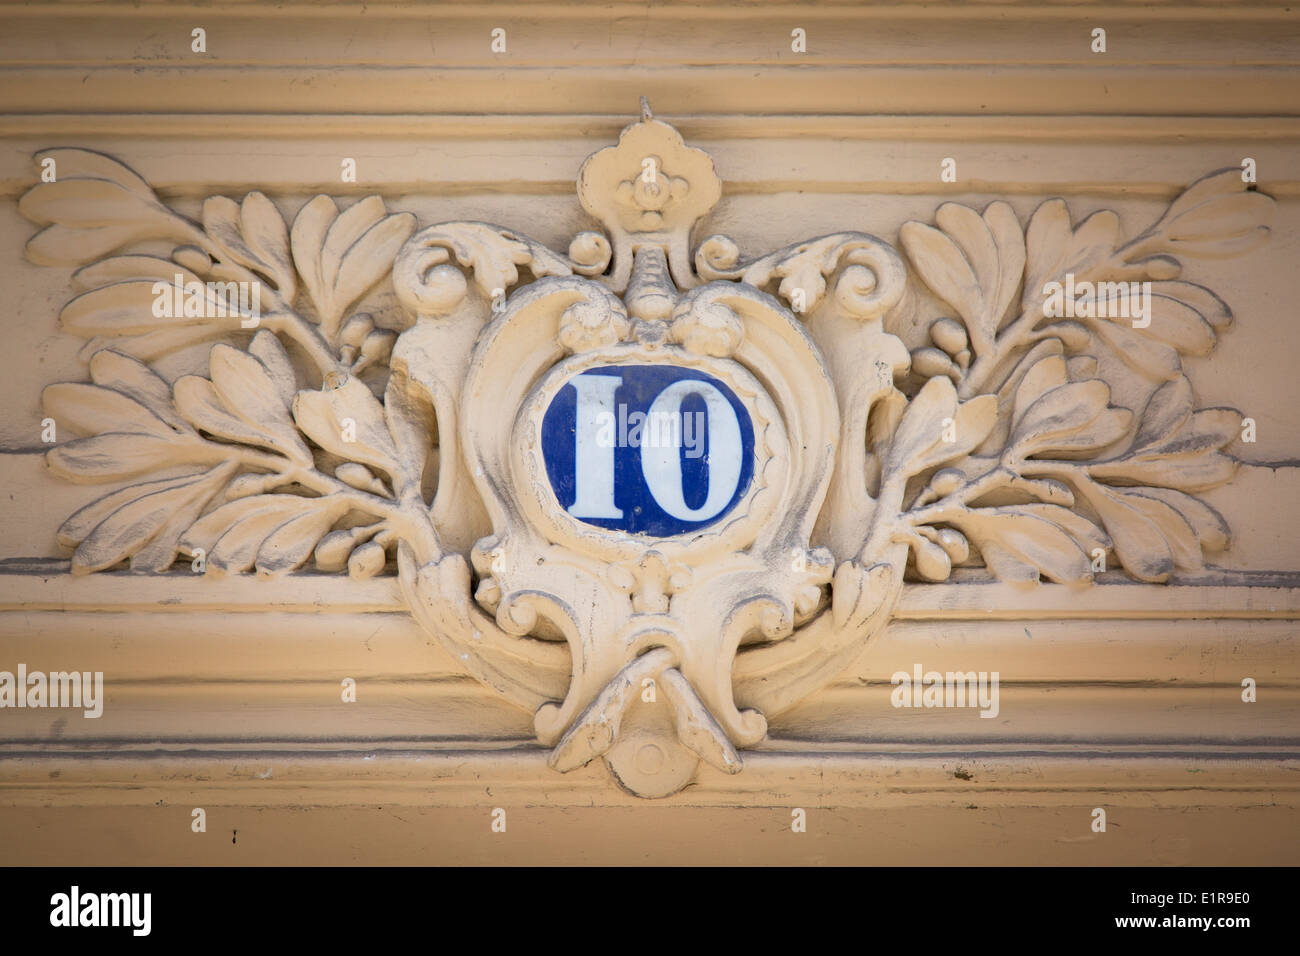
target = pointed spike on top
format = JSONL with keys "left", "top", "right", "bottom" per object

{"left": 640, "top": 96, "right": 653, "bottom": 122}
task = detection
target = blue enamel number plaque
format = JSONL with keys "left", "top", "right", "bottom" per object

{"left": 540, "top": 365, "right": 756, "bottom": 537}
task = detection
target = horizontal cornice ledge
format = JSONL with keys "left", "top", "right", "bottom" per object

{"left": 3, "top": 565, "right": 1298, "bottom": 619}
{"left": 1, "top": 746, "right": 1297, "bottom": 810}
{"left": 1, "top": 67, "right": 1297, "bottom": 119}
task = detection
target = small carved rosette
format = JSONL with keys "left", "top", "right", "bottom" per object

{"left": 23, "top": 104, "right": 1274, "bottom": 796}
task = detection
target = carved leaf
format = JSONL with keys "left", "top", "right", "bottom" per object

{"left": 59, "top": 471, "right": 201, "bottom": 549}
{"left": 887, "top": 377, "right": 954, "bottom": 472}
{"left": 180, "top": 495, "right": 288, "bottom": 555}
{"left": 885, "top": 377, "right": 996, "bottom": 480}
{"left": 66, "top": 463, "right": 238, "bottom": 574}
{"left": 947, "top": 508, "right": 1094, "bottom": 586}
{"left": 903, "top": 201, "right": 1025, "bottom": 357}
{"left": 900, "top": 222, "right": 983, "bottom": 346}
{"left": 42, "top": 383, "right": 174, "bottom": 440}
{"left": 1075, "top": 469, "right": 1231, "bottom": 582}
{"left": 174, "top": 377, "right": 273, "bottom": 452}
{"left": 61, "top": 272, "right": 226, "bottom": 336}
{"left": 208, "top": 506, "right": 312, "bottom": 575}
{"left": 58, "top": 257, "right": 263, "bottom": 363}
{"left": 1076, "top": 482, "right": 1177, "bottom": 582}
{"left": 255, "top": 504, "right": 352, "bottom": 576}
{"left": 87, "top": 349, "right": 192, "bottom": 433}
{"left": 290, "top": 195, "right": 416, "bottom": 338}
{"left": 1142, "top": 292, "right": 1217, "bottom": 355}
{"left": 20, "top": 149, "right": 198, "bottom": 266}
{"left": 1067, "top": 282, "right": 1225, "bottom": 370}
{"left": 73, "top": 254, "right": 191, "bottom": 290}
{"left": 1136, "top": 407, "right": 1240, "bottom": 459}
{"left": 174, "top": 349, "right": 311, "bottom": 468}
{"left": 41, "top": 354, "right": 260, "bottom": 491}
{"left": 1126, "top": 487, "right": 1230, "bottom": 552}
{"left": 911, "top": 347, "right": 1234, "bottom": 584}
{"left": 1125, "top": 168, "right": 1274, "bottom": 260}
{"left": 202, "top": 192, "right": 296, "bottom": 299}
{"left": 1132, "top": 376, "right": 1193, "bottom": 447}
{"left": 1012, "top": 502, "right": 1110, "bottom": 555}
{"left": 1021, "top": 205, "right": 1119, "bottom": 310}
{"left": 1009, "top": 379, "right": 1133, "bottom": 459}
{"left": 180, "top": 494, "right": 347, "bottom": 576}
{"left": 293, "top": 376, "right": 401, "bottom": 479}
{"left": 1151, "top": 281, "right": 1231, "bottom": 330}
{"left": 1095, "top": 451, "right": 1238, "bottom": 493}
{"left": 47, "top": 433, "right": 196, "bottom": 484}
{"left": 1022, "top": 199, "right": 1071, "bottom": 306}
{"left": 1088, "top": 394, "right": 1240, "bottom": 492}
{"left": 1005, "top": 177, "right": 1271, "bottom": 386}
{"left": 206, "top": 343, "right": 311, "bottom": 464}
{"left": 1009, "top": 354, "right": 1068, "bottom": 425}
{"left": 289, "top": 195, "right": 336, "bottom": 303}
{"left": 75, "top": 326, "right": 237, "bottom": 365}
{"left": 1086, "top": 318, "right": 1183, "bottom": 381}
{"left": 248, "top": 329, "right": 299, "bottom": 407}
{"left": 323, "top": 198, "right": 386, "bottom": 283}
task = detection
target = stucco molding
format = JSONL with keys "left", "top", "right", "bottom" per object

{"left": 4, "top": 749, "right": 1298, "bottom": 814}
{"left": 18, "top": 109, "right": 1277, "bottom": 796}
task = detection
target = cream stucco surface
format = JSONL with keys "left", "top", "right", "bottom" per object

{"left": 0, "top": 0, "right": 1296, "bottom": 864}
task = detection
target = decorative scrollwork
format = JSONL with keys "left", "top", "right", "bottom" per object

{"left": 21, "top": 108, "right": 1275, "bottom": 797}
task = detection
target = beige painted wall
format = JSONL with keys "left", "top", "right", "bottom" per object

{"left": 0, "top": 0, "right": 1297, "bottom": 864}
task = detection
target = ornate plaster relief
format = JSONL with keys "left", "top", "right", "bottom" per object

{"left": 20, "top": 104, "right": 1275, "bottom": 797}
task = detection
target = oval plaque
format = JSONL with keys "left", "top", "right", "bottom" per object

{"left": 540, "top": 364, "right": 756, "bottom": 537}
